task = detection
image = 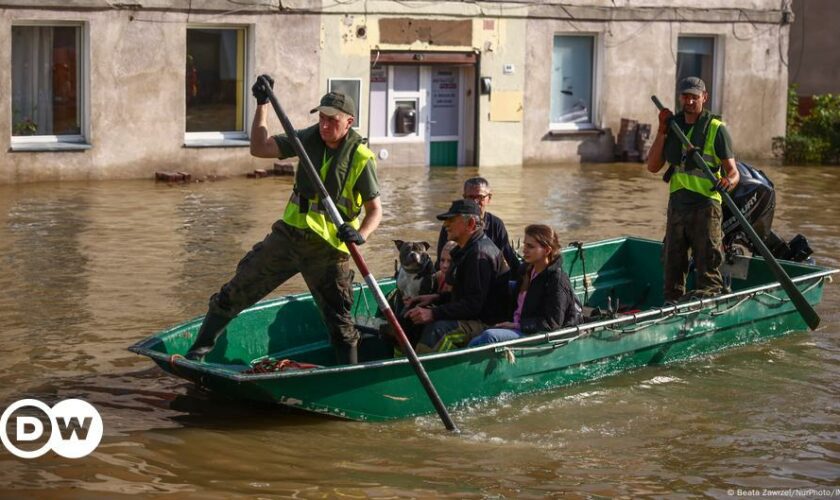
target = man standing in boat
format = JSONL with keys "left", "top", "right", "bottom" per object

{"left": 646, "top": 76, "right": 740, "bottom": 303}
{"left": 184, "top": 76, "right": 382, "bottom": 365}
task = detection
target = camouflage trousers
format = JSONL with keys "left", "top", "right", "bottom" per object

{"left": 207, "top": 220, "right": 358, "bottom": 347}
{"left": 416, "top": 319, "right": 488, "bottom": 353}
{"left": 662, "top": 202, "right": 725, "bottom": 303}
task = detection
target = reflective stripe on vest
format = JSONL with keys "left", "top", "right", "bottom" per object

{"left": 669, "top": 117, "right": 723, "bottom": 203}
{"left": 282, "top": 143, "right": 376, "bottom": 253}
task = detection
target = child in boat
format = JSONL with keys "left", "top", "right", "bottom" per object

{"left": 467, "top": 224, "right": 582, "bottom": 346}
{"left": 435, "top": 240, "right": 457, "bottom": 294}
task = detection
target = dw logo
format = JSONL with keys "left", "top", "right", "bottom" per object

{"left": 1, "top": 399, "right": 103, "bottom": 459}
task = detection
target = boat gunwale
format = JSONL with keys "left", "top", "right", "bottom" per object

{"left": 129, "top": 265, "right": 837, "bottom": 382}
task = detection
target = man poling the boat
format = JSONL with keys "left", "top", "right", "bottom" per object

{"left": 183, "top": 77, "right": 382, "bottom": 365}
{"left": 646, "top": 76, "right": 740, "bottom": 304}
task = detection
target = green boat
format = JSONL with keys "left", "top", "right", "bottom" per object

{"left": 129, "top": 237, "right": 836, "bottom": 422}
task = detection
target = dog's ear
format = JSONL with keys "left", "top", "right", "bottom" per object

{"left": 393, "top": 239, "right": 404, "bottom": 249}
{"left": 421, "top": 241, "right": 431, "bottom": 250}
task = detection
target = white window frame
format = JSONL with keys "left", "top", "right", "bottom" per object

{"left": 676, "top": 34, "right": 723, "bottom": 113}
{"left": 328, "top": 77, "right": 363, "bottom": 130}
{"left": 368, "top": 66, "right": 428, "bottom": 143}
{"left": 548, "top": 33, "right": 600, "bottom": 132}
{"left": 10, "top": 21, "right": 90, "bottom": 151}
{"left": 183, "top": 24, "right": 251, "bottom": 148}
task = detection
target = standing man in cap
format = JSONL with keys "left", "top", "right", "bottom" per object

{"left": 646, "top": 76, "right": 740, "bottom": 303}
{"left": 184, "top": 75, "right": 382, "bottom": 365}
{"left": 405, "top": 199, "right": 510, "bottom": 352}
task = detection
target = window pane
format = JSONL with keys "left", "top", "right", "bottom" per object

{"left": 677, "top": 37, "right": 714, "bottom": 109}
{"left": 186, "top": 28, "right": 245, "bottom": 132}
{"left": 11, "top": 25, "right": 81, "bottom": 136}
{"left": 431, "top": 67, "right": 458, "bottom": 137}
{"left": 393, "top": 99, "right": 417, "bottom": 136}
{"left": 328, "top": 78, "right": 361, "bottom": 129}
{"left": 393, "top": 66, "right": 419, "bottom": 92}
{"left": 550, "top": 35, "right": 593, "bottom": 124}
{"left": 369, "top": 66, "right": 387, "bottom": 137}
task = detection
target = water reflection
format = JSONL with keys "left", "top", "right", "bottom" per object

{"left": 0, "top": 163, "right": 837, "bottom": 496}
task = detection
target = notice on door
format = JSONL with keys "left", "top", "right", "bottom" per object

{"left": 431, "top": 70, "right": 458, "bottom": 137}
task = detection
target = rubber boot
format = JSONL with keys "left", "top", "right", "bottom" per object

{"left": 335, "top": 343, "right": 358, "bottom": 365}
{"left": 184, "top": 312, "right": 232, "bottom": 361}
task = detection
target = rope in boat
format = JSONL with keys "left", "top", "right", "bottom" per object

{"left": 243, "top": 358, "right": 320, "bottom": 374}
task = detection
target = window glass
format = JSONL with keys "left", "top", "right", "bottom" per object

{"left": 431, "top": 68, "right": 458, "bottom": 137}
{"left": 677, "top": 37, "right": 714, "bottom": 109}
{"left": 369, "top": 66, "right": 388, "bottom": 137}
{"left": 393, "top": 99, "right": 417, "bottom": 136}
{"left": 550, "top": 35, "right": 593, "bottom": 125}
{"left": 11, "top": 25, "right": 81, "bottom": 136}
{"left": 186, "top": 28, "right": 245, "bottom": 132}
{"left": 393, "top": 66, "right": 419, "bottom": 92}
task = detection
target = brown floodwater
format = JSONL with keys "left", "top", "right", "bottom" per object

{"left": 0, "top": 163, "right": 838, "bottom": 497}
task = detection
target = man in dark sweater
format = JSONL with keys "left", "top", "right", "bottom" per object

{"left": 435, "top": 177, "right": 519, "bottom": 274}
{"left": 406, "top": 199, "right": 511, "bottom": 352}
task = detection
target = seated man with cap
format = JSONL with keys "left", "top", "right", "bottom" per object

{"left": 404, "top": 199, "right": 511, "bottom": 352}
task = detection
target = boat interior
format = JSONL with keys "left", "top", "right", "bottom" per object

{"left": 136, "top": 237, "right": 827, "bottom": 370}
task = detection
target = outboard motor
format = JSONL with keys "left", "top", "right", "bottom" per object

{"left": 721, "top": 162, "right": 813, "bottom": 262}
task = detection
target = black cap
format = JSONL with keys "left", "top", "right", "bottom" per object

{"left": 310, "top": 92, "right": 356, "bottom": 117}
{"left": 436, "top": 199, "right": 481, "bottom": 220}
{"left": 678, "top": 76, "right": 706, "bottom": 96}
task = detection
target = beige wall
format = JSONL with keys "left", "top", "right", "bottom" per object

{"left": 522, "top": 8, "right": 789, "bottom": 164}
{"left": 476, "top": 17, "right": 526, "bottom": 167}
{"left": 0, "top": 7, "right": 320, "bottom": 183}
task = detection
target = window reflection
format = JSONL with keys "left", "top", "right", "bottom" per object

{"left": 186, "top": 28, "right": 245, "bottom": 133}
{"left": 11, "top": 25, "right": 81, "bottom": 136}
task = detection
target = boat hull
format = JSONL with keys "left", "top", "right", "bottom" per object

{"left": 129, "top": 237, "right": 835, "bottom": 421}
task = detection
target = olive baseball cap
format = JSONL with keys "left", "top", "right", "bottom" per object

{"left": 436, "top": 199, "right": 481, "bottom": 220}
{"left": 310, "top": 92, "right": 356, "bottom": 117}
{"left": 678, "top": 76, "right": 706, "bottom": 96}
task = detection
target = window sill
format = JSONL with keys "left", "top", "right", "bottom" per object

{"left": 547, "top": 128, "right": 605, "bottom": 137}
{"left": 10, "top": 141, "right": 92, "bottom": 152}
{"left": 183, "top": 138, "right": 250, "bottom": 148}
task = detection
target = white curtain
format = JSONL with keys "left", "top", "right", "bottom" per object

{"left": 12, "top": 26, "right": 54, "bottom": 135}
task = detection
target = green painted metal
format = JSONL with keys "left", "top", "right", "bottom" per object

{"left": 129, "top": 237, "right": 836, "bottom": 422}
{"left": 430, "top": 140, "right": 458, "bottom": 166}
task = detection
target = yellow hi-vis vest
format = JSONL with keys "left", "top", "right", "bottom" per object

{"left": 282, "top": 141, "right": 376, "bottom": 254}
{"left": 669, "top": 117, "right": 724, "bottom": 203}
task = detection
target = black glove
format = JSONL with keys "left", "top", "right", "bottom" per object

{"left": 337, "top": 223, "right": 365, "bottom": 245}
{"left": 251, "top": 74, "right": 274, "bottom": 105}
{"left": 712, "top": 176, "right": 733, "bottom": 193}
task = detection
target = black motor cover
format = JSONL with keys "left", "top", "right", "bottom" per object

{"left": 721, "top": 161, "right": 776, "bottom": 245}
{"left": 721, "top": 162, "right": 812, "bottom": 262}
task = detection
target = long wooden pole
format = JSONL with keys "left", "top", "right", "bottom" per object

{"left": 261, "top": 77, "right": 459, "bottom": 431}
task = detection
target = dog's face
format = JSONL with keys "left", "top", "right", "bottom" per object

{"left": 394, "top": 240, "right": 431, "bottom": 274}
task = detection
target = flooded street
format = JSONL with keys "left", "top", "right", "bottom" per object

{"left": 0, "top": 163, "right": 838, "bottom": 497}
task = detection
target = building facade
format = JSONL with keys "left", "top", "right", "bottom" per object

{"left": 1, "top": 0, "right": 792, "bottom": 183}
{"left": 788, "top": 0, "right": 839, "bottom": 114}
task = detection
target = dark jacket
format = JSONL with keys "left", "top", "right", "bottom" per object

{"left": 436, "top": 211, "right": 519, "bottom": 274}
{"left": 432, "top": 231, "right": 510, "bottom": 325}
{"left": 514, "top": 257, "right": 582, "bottom": 335}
